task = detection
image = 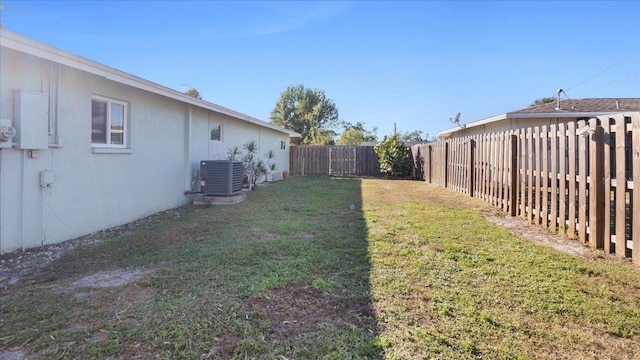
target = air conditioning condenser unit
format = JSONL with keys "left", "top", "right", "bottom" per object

{"left": 200, "top": 160, "right": 243, "bottom": 196}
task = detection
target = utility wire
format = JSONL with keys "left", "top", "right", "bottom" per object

{"left": 580, "top": 68, "right": 640, "bottom": 96}
{"left": 545, "top": 52, "right": 639, "bottom": 100}
{"left": 565, "top": 52, "right": 640, "bottom": 93}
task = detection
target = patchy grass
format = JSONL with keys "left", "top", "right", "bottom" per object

{"left": 1, "top": 177, "right": 377, "bottom": 359}
{"left": 1, "top": 177, "right": 639, "bottom": 359}
{"left": 363, "top": 179, "right": 640, "bottom": 359}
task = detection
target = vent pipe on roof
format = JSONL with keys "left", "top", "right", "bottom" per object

{"left": 616, "top": 100, "right": 620, "bottom": 109}
{"left": 556, "top": 89, "right": 563, "bottom": 110}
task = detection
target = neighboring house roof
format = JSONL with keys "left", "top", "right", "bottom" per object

{"left": 438, "top": 98, "right": 640, "bottom": 138}
{"left": 0, "top": 29, "right": 300, "bottom": 138}
{"left": 512, "top": 98, "right": 640, "bottom": 114}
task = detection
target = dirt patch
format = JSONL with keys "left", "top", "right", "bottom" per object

{"left": 249, "top": 228, "right": 315, "bottom": 242}
{"left": 69, "top": 268, "right": 151, "bottom": 290}
{"left": 249, "top": 228, "right": 283, "bottom": 241}
{"left": 200, "top": 333, "right": 243, "bottom": 360}
{"left": 482, "top": 210, "right": 603, "bottom": 259}
{"left": 245, "top": 282, "right": 375, "bottom": 339}
{"left": 0, "top": 350, "right": 25, "bottom": 360}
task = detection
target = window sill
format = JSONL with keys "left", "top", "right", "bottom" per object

{"left": 92, "top": 147, "right": 132, "bottom": 154}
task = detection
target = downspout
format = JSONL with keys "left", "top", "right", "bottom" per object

{"left": 42, "top": 62, "right": 60, "bottom": 246}
{"left": 41, "top": 181, "right": 45, "bottom": 246}
{"left": 21, "top": 150, "right": 26, "bottom": 251}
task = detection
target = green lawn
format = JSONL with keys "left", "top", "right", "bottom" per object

{"left": 1, "top": 177, "right": 639, "bottom": 359}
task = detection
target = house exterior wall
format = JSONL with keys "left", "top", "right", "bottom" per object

{"left": 195, "top": 109, "right": 290, "bottom": 174}
{"left": 0, "top": 46, "right": 290, "bottom": 254}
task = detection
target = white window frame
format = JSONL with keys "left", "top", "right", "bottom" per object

{"left": 91, "top": 95, "right": 128, "bottom": 149}
{"left": 210, "top": 123, "right": 222, "bottom": 142}
{"left": 280, "top": 140, "right": 287, "bottom": 150}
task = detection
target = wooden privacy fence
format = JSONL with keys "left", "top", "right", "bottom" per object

{"left": 413, "top": 113, "right": 640, "bottom": 265}
{"left": 289, "top": 145, "right": 380, "bottom": 177}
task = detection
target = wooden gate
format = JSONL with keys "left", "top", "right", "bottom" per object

{"left": 329, "top": 146, "right": 356, "bottom": 175}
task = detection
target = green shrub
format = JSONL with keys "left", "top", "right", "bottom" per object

{"left": 374, "top": 134, "right": 411, "bottom": 177}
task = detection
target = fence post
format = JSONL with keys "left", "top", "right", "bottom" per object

{"left": 589, "top": 124, "right": 605, "bottom": 249}
{"left": 632, "top": 115, "right": 640, "bottom": 265}
{"left": 428, "top": 145, "right": 433, "bottom": 183}
{"left": 468, "top": 139, "right": 475, "bottom": 197}
{"left": 510, "top": 135, "right": 518, "bottom": 216}
{"left": 444, "top": 142, "right": 449, "bottom": 188}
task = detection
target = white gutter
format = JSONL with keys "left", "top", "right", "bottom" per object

{"left": 0, "top": 29, "right": 300, "bottom": 138}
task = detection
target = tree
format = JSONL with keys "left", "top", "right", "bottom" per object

{"left": 270, "top": 85, "right": 339, "bottom": 145}
{"left": 374, "top": 134, "right": 411, "bottom": 178}
{"left": 398, "top": 130, "right": 425, "bottom": 142}
{"left": 308, "top": 128, "right": 337, "bottom": 145}
{"left": 338, "top": 129, "right": 365, "bottom": 145}
{"left": 184, "top": 88, "right": 202, "bottom": 100}
{"left": 531, "top": 97, "right": 555, "bottom": 106}
{"left": 337, "top": 121, "right": 378, "bottom": 145}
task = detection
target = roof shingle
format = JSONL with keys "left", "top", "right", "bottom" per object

{"left": 510, "top": 98, "right": 640, "bottom": 114}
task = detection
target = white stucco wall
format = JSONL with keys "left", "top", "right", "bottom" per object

{"left": 0, "top": 47, "right": 291, "bottom": 254}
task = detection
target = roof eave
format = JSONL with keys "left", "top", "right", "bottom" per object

{"left": 437, "top": 113, "right": 508, "bottom": 138}
{"left": 504, "top": 111, "right": 622, "bottom": 118}
{"left": 0, "top": 29, "right": 295, "bottom": 136}
{"left": 436, "top": 110, "right": 628, "bottom": 138}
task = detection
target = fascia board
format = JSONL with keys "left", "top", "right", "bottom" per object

{"left": 436, "top": 128, "right": 458, "bottom": 138}
{"left": 436, "top": 111, "right": 625, "bottom": 138}
{"left": 437, "top": 114, "right": 508, "bottom": 138}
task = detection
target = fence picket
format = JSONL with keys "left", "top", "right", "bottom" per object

{"left": 519, "top": 129, "right": 526, "bottom": 218}
{"left": 533, "top": 126, "right": 541, "bottom": 225}
{"left": 412, "top": 113, "right": 638, "bottom": 265}
{"left": 590, "top": 118, "right": 605, "bottom": 249}
{"left": 602, "top": 117, "right": 612, "bottom": 253}
{"left": 567, "top": 122, "right": 577, "bottom": 238}
{"left": 541, "top": 125, "right": 550, "bottom": 229}
{"left": 577, "top": 120, "right": 588, "bottom": 243}
{"left": 550, "top": 124, "right": 559, "bottom": 231}
{"left": 558, "top": 122, "right": 567, "bottom": 235}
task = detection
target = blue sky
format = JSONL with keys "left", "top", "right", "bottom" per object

{"left": 2, "top": 0, "right": 639, "bottom": 139}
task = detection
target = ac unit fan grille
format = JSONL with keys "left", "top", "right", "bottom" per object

{"left": 200, "top": 160, "right": 243, "bottom": 196}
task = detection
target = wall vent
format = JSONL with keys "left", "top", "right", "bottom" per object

{"left": 200, "top": 160, "right": 243, "bottom": 196}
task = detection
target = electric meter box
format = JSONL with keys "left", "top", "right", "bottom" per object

{"left": 14, "top": 90, "right": 49, "bottom": 149}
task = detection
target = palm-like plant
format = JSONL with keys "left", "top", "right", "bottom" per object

{"left": 265, "top": 150, "right": 277, "bottom": 174}
{"left": 227, "top": 142, "right": 277, "bottom": 190}
{"left": 227, "top": 146, "right": 241, "bottom": 161}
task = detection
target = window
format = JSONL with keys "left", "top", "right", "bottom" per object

{"left": 92, "top": 96, "right": 127, "bottom": 148}
{"left": 280, "top": 140, "right": 287, "bottom": 150}
{"left": 210, "top": 123, "right": 222, "bottom": 141}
